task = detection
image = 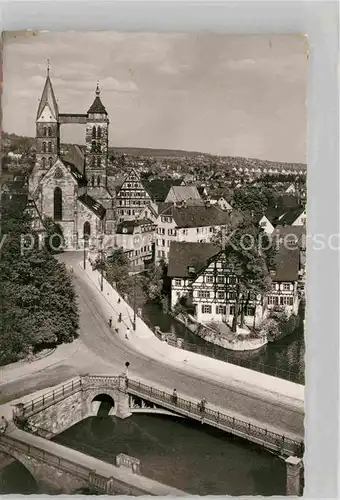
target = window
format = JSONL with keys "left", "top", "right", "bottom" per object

{"left": 202, "top": 305, "right": 212, "bottom": 314}
{"left": 216, "top": 305, "right": 226, "bottom": 315}
{"left": 280, "top": 296, "right": 294, "bottom": 306}
{"left": 97, "top": 126, "right": 101, "bottom": 138}
{"left": 268, "top": 296, "right": 279, "bottom": 305}
{"left": 205, "top": 275, "right": 214, "bottom": 284}
{"left": 283, "top": 283, "right": 291, "bottom": 291}
{"left": 92, "top": 126, "right": 96, "bottom": 139}
{"left": 97, "top": 143, "right": 101, "bottom": 153}
{"left": 48, "top": 127, "right": 52, "bottom": 137}
{"left": 174, "top": 279, "right": 181, "bottom": 286}
{"left": 83, "top": 221, "right": 91, "bottom": 239}
{"left": 217, "top": 291, "right": 225, "bottom": 299}
{"left": 228, "top": 291, "right": 237, "bottom": 300}
{"left": 43, "top": 127, "right": 47, "bottom": 137}
{"left": 42, "top": 142, "right": 47, "bottom": 153}
{"left": 229, "top": 276, "right": 237, "bottom": 284}
{"left": 53, "top": 187, "right": 62, "bottom": 221}
{"left": 97, "top": 158, "right": 101, "bottom": 169}
{"left": 91, "top": 141, "right": 96, "bottom": 153}
{"left": 217, "top": 276, "right": 225, "bottom": 284}
{"left": 246, "top": 307, "right": 255, "bottom": 316}
{"left": 48, "top": 157, "right": 53, "bottom": 168}
{"left": 41, "top": 157, "right": 46, "bottom": 168}
{"left": 198, "top": 290, "right": 210, "bottom": 299}
{"left": 161, "top": 239, "right": 165, "bottom": 246}
{"left": 97, "top": 175, "right": 100, "bottom": 186}
{"left": 260, "top": 221, "right": 267, "bottom": 228}
{"left": 48, "top": 142, "right": 52, "bottom": 152}
{"left": 91, "top": 175, "right": 95, "bottom": 187}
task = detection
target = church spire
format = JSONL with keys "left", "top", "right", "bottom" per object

{"left": 87, "top": 81, "right": 107, "bottom": 115}
{"left": 36, "top": 60, "right": 59, "bottom": 120}
{"left": 96, "top": 81, "right": 100, "bottom": 96}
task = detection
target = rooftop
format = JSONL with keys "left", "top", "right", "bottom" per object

{"left": 159, "top": 204, "right": 240, "bottom": 228}
{"left": 168, "top": 242, "right": 220, "bottom": 278}
{"left": 78, "top": 194, "right": 105, "bottom": 219}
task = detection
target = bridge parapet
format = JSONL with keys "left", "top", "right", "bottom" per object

{"left": 116, "top": 453, "right": 141, "bottom": 474}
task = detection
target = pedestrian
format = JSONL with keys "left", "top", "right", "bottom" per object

{"left": 172, "top": 389, "right": 178, "bottom": 405}
{"left": 108, "top": 317, "right": 112, "bottom": 328}
{"left": 118, "top": 297, "right": 121, "bottom": 304}
{"left": 118, "top": 312, "right": 122, "bottom": 323}
{"left": 0, "top": 416, "right": 8, "bottom": 433}
{"left": 125, "top": 327, "right": 130, "bottom": 340}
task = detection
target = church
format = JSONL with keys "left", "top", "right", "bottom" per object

{"left": 29, "top": 66, "right": 116, "bottom": 247}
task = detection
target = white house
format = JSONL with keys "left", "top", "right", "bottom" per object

{"left": 155, "top": 204, "right": 239, "bottom": 262}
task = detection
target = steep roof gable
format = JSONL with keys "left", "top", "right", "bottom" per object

{"left": 168, "top": 242, "right": 221, "bottom": 278}
{"left": 37, "top": 73, "right": 59, "bottom": 120}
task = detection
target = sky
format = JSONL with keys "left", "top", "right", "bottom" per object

{"left": 2, "top": 31, "right": 307, "bottom": 163}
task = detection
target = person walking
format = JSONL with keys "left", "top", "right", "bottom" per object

{"left": 108, "top": 316, "right": 112, "bottom": 328}
{"left": 118, "top": 297, "right": 121, "bottom": 304}
{"left": 125, "top": 327, "right": 130, "bottom": 340}
{"left": 172, "top": 389, "right": 178, "bottom": 405}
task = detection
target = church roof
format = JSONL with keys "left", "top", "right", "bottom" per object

{"left": 36, "top": 72, "right": 59, "bottom": 120}
{"left": 78, "top": 194, "right": 106, "bottom": 219}
{"left": 87, "top": 96, "right": 108, "bottom": 115}
{"left": 87, "top": 83, "right": 107, "bottom": 115}
{"left": 62, "top": 145, "right": 85, "bottom": 175}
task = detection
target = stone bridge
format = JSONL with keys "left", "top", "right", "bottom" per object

{"left": 1, "top": 374, "right": 304, "bottom": 495}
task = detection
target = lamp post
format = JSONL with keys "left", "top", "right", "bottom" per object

{"left": 133, "top": 273, "right": 136, "bottom": 331}
{"left": 83, "top": 236, "right": 87, "bottom": 270}
{"left": 99, "top": 234, "right": 104, "bottom": 292}
{"left": 125, "top": 361, "right": 130, "bottom": 378}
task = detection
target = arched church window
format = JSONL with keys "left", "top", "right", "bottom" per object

{"left": 97, "top": 143, "right": 101, "bottom": 153}
{"left": 97, "top": 175, "right": 100, "bottom": 186}
{"left": 92, "top": 126, "right": 96, "bottom": 139}
{"left": 91, "top": 157, "right": 96, "bottom": 169}
{"left": 97, "top": 127, "right": 101, "bottom": 139}
{"left": 43, "top": 127, "right": 47, "bottom": 137}
{"left": 42, "top": 142, "right": 47, "bottom": 153}
{"left": 97, "top": 158, "right": 101, "bottom": 169}
{"left": 91, "top": 141, "right": 96, "bottom": 153}
{"left": 49, "top": 157, "right": 53, "bottom": 168}
{"left": 83, "top": 221, "right": 91, "bottom": 240}
{"left": 53, "top": 187, "right": 62, "bottom": 221}
{"left": 91, "top": 175, "right": 95, "bottom": 187}
{"left": 41, "top": 157, "right": 46, "bottom": 168}
{"left": 48, "top": 127, "right": 52, "bottom": 137}
{"left": 48, "top": 142, "right": 52, "bottom": 153}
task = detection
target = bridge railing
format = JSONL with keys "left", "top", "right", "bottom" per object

{"left": 0, "top": 433, "right": 151, "bottom": 496}
{"left": 14, "top": 378, "right": 82, "bottom": 419}
{"left": 125, "top": 377, "right": 304, "bottom": 458}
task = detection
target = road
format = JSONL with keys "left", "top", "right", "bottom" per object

{"left": 0, "top": 252, "right": 304, "bottom": 437}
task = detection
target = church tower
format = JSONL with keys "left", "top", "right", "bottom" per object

{"left": 85, "top": 83, "right": 109, "bottom": 188}
{"left": 35, "top": 62, "right": 60, "bottom": 173}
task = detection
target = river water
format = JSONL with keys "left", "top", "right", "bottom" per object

{"left": 142, "top": 302, "right": 305, "bottom": 384}
{"left": 0, "top": 412, "right": 286, "bottom": 495}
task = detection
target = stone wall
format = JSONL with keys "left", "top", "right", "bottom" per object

{"left": 27, "top": 391, "right": 87, "bottom": 435}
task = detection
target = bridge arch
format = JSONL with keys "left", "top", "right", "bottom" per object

{"left": 0, "top": 450, "right": 39, "bottom": 494}
{"left": 91, "top": 393, "right": 116, "bottom": 416}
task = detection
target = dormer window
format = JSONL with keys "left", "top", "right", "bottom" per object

{"left": 122, "top": 228, "right": 128, "bottom": 234}
{"left": 188, "top": 266, "right": 195, "bottom": 274}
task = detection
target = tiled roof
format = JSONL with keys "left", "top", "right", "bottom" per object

{"left": 116, "top": 218, "right": 155, "bottom": 234}
{"left": 168, "top": 242, "right": 220, "bottom": 278}
{"left": 277, "top": 207, "right": 305, "bottom": 226}
{"left": 78, "top": 194, "right": 105, "bottom": 219}
{"left": 143, "top": 179, "right": 184, "bottom": 202}
{"left": 273, "top": 225, "right": 306, "bottom": 249}
{"left": 272, "top": 246, "right": 300, "bottom": 282}
{"left": 62, "top": 145, "right": 85, "bottom": 175}
{"left": 165, "top": 185, "right": 202, "bottom": 204}
{"left": 87, "top": 96, "right": 108, "bottom": 115}
{"left": 63, "top": 160, "right": 87, "bottom": 185}
{"left": 159, "top": 204, "right": 238, "bottom": 228}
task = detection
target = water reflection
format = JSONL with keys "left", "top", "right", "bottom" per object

{"left": 143, "top": 302, "right": 305, "bottom": 383}
{"left": 54, "top": 413, "right": 286, "bottom": 496}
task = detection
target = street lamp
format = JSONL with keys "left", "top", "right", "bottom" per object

{"left": 83, "top": 235, "right": 87, "bottom": 270}
{"left": 99, "top": 234, "right": 104, "bottom": 292}
{"left": 133, "top": 273, "right": 136, "bottom": 331}
{"left": 125, "top": 361, "right": 130, "bottom": 378}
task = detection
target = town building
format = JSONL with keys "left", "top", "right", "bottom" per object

{"left": 114, "top": 219, "right": 156, "bottom": 271}
{"left": 168, "top": 241, "right": 300, "bottom": 328}
{"left": 28, "top": 66, "right": 115, "bottom": 247}
{"left": 155, "top": 204, "right": 240, "bottom": 262}
{"left": 164, "top": 185, "right": 203, "bottom": 206}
